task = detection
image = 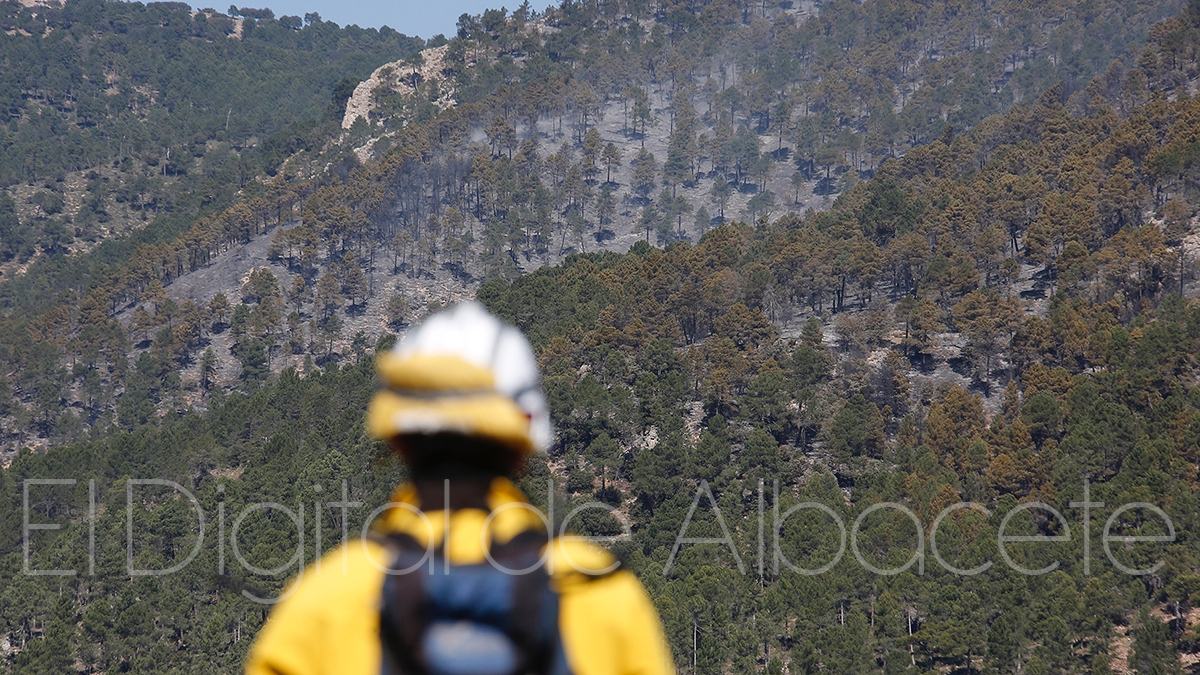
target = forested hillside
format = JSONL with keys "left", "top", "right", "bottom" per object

{"left": 0, "top": 0, "right": 428, "bottom": 451}
{"left": 0, "top": 0, "right": 421, "bottom": 288}
{"left": 3, "top": 0, "right": 1200, "bottom": 671}
{"left": 0, "top": 0, "right": 1187, "bottom": 456}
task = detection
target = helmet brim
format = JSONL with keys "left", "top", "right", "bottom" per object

{"left": 367, "top": 389, "right": 536, "bottom": 456}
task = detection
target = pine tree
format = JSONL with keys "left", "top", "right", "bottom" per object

{"left": 199, "top": 348, "right": 216, "bottom": 391}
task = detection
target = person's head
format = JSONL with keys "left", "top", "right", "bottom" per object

{"left": 367, "top": 302, "right": 551, "bottom": 481}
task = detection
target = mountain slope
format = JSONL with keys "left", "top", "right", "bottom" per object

{"left": 3, "top": 2, "right": 1200, "bottom": 671}
{"left": 0, "top": 0, "right": 422, "bottom": 271}
{"left": 0, "top": 0, "right": 1187, "bottom": 456}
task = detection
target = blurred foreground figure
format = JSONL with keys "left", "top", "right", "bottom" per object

{"left": 246, "top": 302, "right": 674, "bottom": 675}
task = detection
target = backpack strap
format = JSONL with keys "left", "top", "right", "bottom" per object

{"left": 376, "top": 532, "right": 435, "bottom": 675}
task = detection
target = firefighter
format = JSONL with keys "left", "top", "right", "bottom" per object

{"left": 246, "top": 301, "right": 674, "bottom": 675}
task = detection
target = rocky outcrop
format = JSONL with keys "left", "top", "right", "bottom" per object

{"left": 341, "top": 44, "right": 454, "bottom": 130}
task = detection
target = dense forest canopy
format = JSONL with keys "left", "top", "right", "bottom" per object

{"left": 0, "top": 0, "right": 422, "bottom": 296}
{"left": 0, "top": 0, "right": 419, "bottom": 183}
{"left": 2, "top": 0, "right": 1200, "bottom": 672}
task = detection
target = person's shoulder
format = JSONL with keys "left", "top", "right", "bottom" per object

{"left": 544, "top": 538, "right": 674, "bottom": 674}
{"left": 543, "top": 536, "right": 639, "bottom": 591}
{"left": 545, "top": 536, "right": 617, "bottom": 574}
{"left": 247, "top": 539, "right": 392, "bottom": 675}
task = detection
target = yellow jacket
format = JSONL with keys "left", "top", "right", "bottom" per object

{"left": 245, "top": 479, "right": 675, "bottom": 675}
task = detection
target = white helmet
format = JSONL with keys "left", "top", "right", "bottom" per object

{"left": 367, "top": 301, "right": 552, "bottom": 454}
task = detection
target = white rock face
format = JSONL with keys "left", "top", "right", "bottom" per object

{"left": 341, "top": 44, "right": 454, "bottom": 130}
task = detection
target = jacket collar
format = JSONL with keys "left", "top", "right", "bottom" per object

{"left": 377, "top": 477, "right": 546, "bottom": 562}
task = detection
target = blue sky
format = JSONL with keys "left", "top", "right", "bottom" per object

{"left": 207, "top": 1, "right": 559, "bottom": 38}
